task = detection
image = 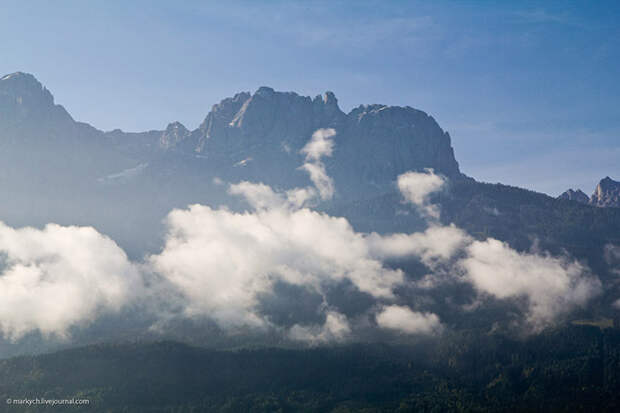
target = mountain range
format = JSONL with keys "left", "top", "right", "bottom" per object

{"left": 0, "top": 70, "right": 618, "bottom": 261}
{"left": 559, "top": 177, "right": 620, "bottom": 208}
{"left": 1, "top": 71, "right": 620, "bottom": 355}
{"left": 0, "top": 72, "right": 466, "bottom": 247}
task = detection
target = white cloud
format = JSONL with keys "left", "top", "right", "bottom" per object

{"left": 149, "top": 198, "right": 405, "bottom": 330}
{"left": 397, "top": 169, "right": 445, "bottom": 218}
{"left": 301, "top": 128, "right": 335, "bottom": 161}
{"left": 393, "top": 170, "right": 602, "bottom": 329}
{"left": 289, "top": 311, "right": 351, "bottom": 343}
{"left": 228, "top": 181, "right": 286, "bottom": 210}
{"left": 376, "top": 305, "right": 442, "bottom": 334}
{"left": 149, "top": 169, "right": 465, "bottom": 340}
{"left": 151, "top": 167, "right": 602, "bottom": 337}
{"left": 300, "top": 128, "right": 336, "bottom": 200}
{"left": 0, "top": 137, "right": 603, "bottom": 345}
{"left": 0, "top": 223, "right": 141, "bottom": 341}
{"left": 368, "top": 224, "right": 470, "bottom": 264}
{"left": 459, "top": 239, "right": 601, "bottom": 329}
{"left": 229, "top": 181, "right": 318, "bottom": 211}
{"left": 300, "top": 162, "right": 335, "bottom": 201}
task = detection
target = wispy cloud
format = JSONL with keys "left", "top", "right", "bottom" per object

{"left": 512, "top": 8, "right": 588, "bottom": 28}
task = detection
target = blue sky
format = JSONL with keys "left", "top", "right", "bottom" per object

{"left": 0, "top": 0, "right": 618, "bottom": 195}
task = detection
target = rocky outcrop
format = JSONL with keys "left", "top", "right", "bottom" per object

{"left": 558, "top": 189, "right": 589, "bottom": 204}
{"left": 558, "top": 178, "right": 620, "bottom": 208}
{"left": 335, "top": 103, "right": 460, "bottom": 193}
{"left": 177, "top": 86, "right": 462, "bottom": 198}
{"left": 0, "top": 72, "right": 74, "bottom": 134}
{"left": 590, "top": 177, "right": 620, "bottom": 208}
{"left": 193, "top": 88, "right": 346, "bottom": 156}
{"left": 160, "top": 121, "right": 190, "bottom": 149}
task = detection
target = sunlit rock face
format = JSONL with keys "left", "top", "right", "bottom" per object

{"left": 590, "top": 177, "right": 620, "bottom": 208}
{"left": 160, "top": 121, "right": 190, "bottom": 149}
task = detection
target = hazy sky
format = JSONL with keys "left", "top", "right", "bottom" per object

{"left": 0, "top": 0, "right": 618, "bottom": 195}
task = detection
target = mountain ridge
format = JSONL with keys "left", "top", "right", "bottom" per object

{"left": 0, "top": 71, "right": 618, "bottom": 261}
{"left": 0, "top": 71, "right": 460, "bottom": 180}
{"left": 558, "top": 177, "right": 620, "bottom": 208}
{"left": 3, "top": 71, "right": 613, "bottom": 207}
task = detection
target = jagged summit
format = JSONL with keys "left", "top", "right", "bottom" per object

{"left": 590, "top": 176, "right": 620, "bottom": 208}
{"left": 193, "top": 86, "right": 348, "bottom": 154}
{"left": 160, "top": 121, "right": 190, "bottom": 149}
{"left": 558, "top": 189, "right": 589, "bottom": 204}
{"left": 255, "top": 86, "right": 275, "bottom": 95}
{"left": 0, "top": 74, "right": 462, "bottom": 197}
{"left": 0, "top": 71, "right": 73, "bottom": 127}
{"left": 140, "top": 85, "right": 459, "bottom": 198}
{"left": 0, "top": 71, "right": 54, "bottom": 105}
{"left": 1, "top": 71, "right": 43, "bottom": 85}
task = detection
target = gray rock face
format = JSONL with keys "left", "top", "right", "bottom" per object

{"left": 0, "top": 72, "right": 55, "bottom": 117}
{"left": 334, "top": 104, "right": 460, "bottom": 196}
{"left": 590, "top": 177, "right": 620, "bottom": 208}
{"left": 192, "top": 88, "right": 346, "bottom": 156}
{"left": 0, "top": 72, "right": 74, "bottom": 134}
{"left": 160, "top": 121, "right": 190, "bottom": 149}
{"left": 172, "top": 86, "right": 461, "bottom": 198}
{"left": 1, "top": 73, "right": 462, "bottom": 196}
{"left": 558, "top": 189, "right": 589, "bottom": 204}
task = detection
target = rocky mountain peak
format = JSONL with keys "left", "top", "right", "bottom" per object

{"left": 600, "top": 176, "right": 616, "bottom": 187}
{"left": 0, "top": 71, "right": 72, "bottom": 127}
{"left": 182, "top": 86, "right": 462, "bottom": 197}
{"left": 160, "top": 121, "right": 190, "bottom": 149}
{"left": 0, "top": 73, "right": 463, "bottom": 200}
{"left": 315, "top": 91, "right": 342, "bottom": 121}
{"left": 323, "top": 90, "right": 337, "bottom": 104}
{"left": 254, "top": 86, "right": 276, "bottom": 97}
{"left": 0, "top": 72, "right": 53, "bottom": 101}
{"left": 558, "top": 189, "right": 589, "bottom": 204}
{"left": 195, "top": 87, "right": 346, "bottom": 154}
{"left": 590, "top": 176, "right": 620, "bottom": 208}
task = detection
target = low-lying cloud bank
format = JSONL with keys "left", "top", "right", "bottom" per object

{"left": 0, "top": 223, "right": 141, "bottom": 340}
{"left": 0, "top": 129, "right": 605, "bottom": 343}
{"left": 461, "top": 239, "right": 600, "bottom": 328}
{"left": 149, "top": 197, "right": 405, "bottom": 329}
